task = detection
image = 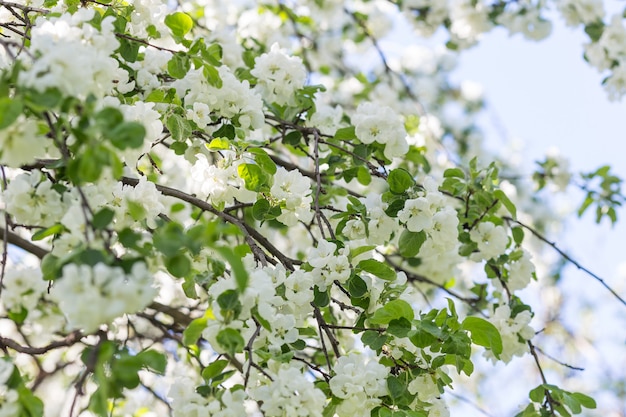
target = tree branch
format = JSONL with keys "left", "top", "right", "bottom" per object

{"left": 505, "top": 216, "right": 626, "bottom": 307}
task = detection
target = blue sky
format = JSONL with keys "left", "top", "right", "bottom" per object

{"left": 451, "top": 11, "right": 626, "bottom": 416}
{"left": 453, "top": 14, "right": 626, "bottom": 299}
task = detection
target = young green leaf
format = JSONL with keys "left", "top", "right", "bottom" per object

{"left": 462, "top": 316, "right": 503, "bottom": 356}
{"left": 164, "top": 12, "right": 193, "bottom": 37}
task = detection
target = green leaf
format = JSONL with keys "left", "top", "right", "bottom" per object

{"left": 213, "top": 123, "right": 235, "bottom": 140}
{"left": 570, "top": 392, "right": 596, "bottom": 409}
{"left": 171, "top": 141, "right": 188, "bottom": 155}
{"left": 0, "top": 97, "right": 23, "bottom": 129}
{"left": 31, "top": 224, "right": 64, "bottom": 241}
{"left": 249, "top": 148, "right": 277, "bottom": 174}
{"left": 350, "top": 245, "right": 375, "bottom": 260}
{"left": 109, "top": 122, "right": 146, "bottom": 149}
{"left": 118, "top": 36, "right": 140, "bottom": 62}
{"left": 136, "top": 350, "right": 167, "bottom": 374}
{"left": 361, "top": 330, "right": 387, "bottom": 350}
{"left": 77, "top": 248, "right": 108, "bottom": 266}
{"left": 210, "top": 370, "right": 236, "bottom": 386}
{"left": 462, "top": 316, "right": 503, "bottom": 356}
{"left": 387, "top": 317, "right": 412, "bottom": 337}
{"left": 584, "top": 21, "right": 605, "bottom": 42}
{"left": 165, "top": 253, "right": 191, "bottom": 278}
{"left": 202, "top": 359, "right": 229, "bottom": 380}
{"left": 168, "top": 52, "right": 191, "bottom": 79}
{"left": 8, "top": 306, "right": 27, "bottom": 325}
{"left": 443, "top": 167, "right": 465, "bottom": 178}
{"left": 237, "top": 163, "right": 266, "bottom": 192}
{"left": 357, "top": 259, "right": 396, "bottom": 281}
{"left": 495, "top": 189, "right": 517, "bottom": 218}
{"left": 153, "top": 222, "right": 186, "bottom": 257}
{"left": 166, "top": 113, "right": 192, "bottom": 141}
{"left": 388, "top": 169, "right": 415, "bottom": 194}
{"left": 200, "top": 64, "right": 221, "bottom": 88}
{"left": 562, "top": 392, "right": 582, "bottom": 414}
{"left": 164, "top": 12, "right": 193, "bottom": 37}
{"left": 443, "top": 354, "right": 474, "bottom": 376}
{"left": 529, "top": 385, "right": 546, "bottom": 402}
{"left": 441, "top": 330, "right": 472, "bottom": 357}
{"left": 387, "top": 375, "right": 407, "bottom": 400}
{"left": 334, "top": 126, "right": 356, "bottom": 141}
{"left": 347, "top": 274, "right": 368, "bottom": 298}
{"left": 356, "top": 166, "right": 371, "bottom": 185}
{"left": 41, "top": 254, "right": 61, "bottom": 281}
{"left": 217, "top": 289, "right": 242, "bottom": 319}
{"left": 216, "top": 328, "right": 245, "bottom": 354}
{"left": 313, "top": 286, "right": 329, "bottom": 307}
{"left": 252, "top": 198, "right": 271, "bottom": 221}
{"left": 207, "top": 137, "right": 230, "bottom": 151}
{"left": 370, "top": 299, "right": 414, "bottom": 325}
{"left": 25, "top": 88, "right": 62, "bottom": 111}
{"left": 215, "top": 246, "right": 248, "bottom": 292}
{"left": 182, "top": 316, "right": 208, "bottom": 346}
{"left": 283, "top": 131, "right": 302, "bottom": 145}
{"left": 92, "top": 208, "right": 115, "bottom": 230}
{"left": 512, "top": 226, "right": 524, "bottom": 245}
{"left": 398, "top": 230, "right": 426, "bottom": 258}
{"left": 202, "top": 43, "right": 223, "bottom": 66}
{"left": 17, "top": 386, "right": 44, "bottom": 417}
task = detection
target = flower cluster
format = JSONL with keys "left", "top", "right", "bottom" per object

{"left": 0, "top": 0, "right": 615, "bottom": 416}
{"left": 329, "top": 353, "right": 389, "bottom": 417}
{"left": 400, "top": 178, "right": 461, "bottom": 284}
{"left": 190, "top": 154, "right": 256, "bottom": 206}
{"left": 486, "top": 304, "right": 535, "bottom": 363}
{"left": 0, "top": 267, "right": 46, "bottom": 318}
{"left": 50, "top": 262, "right": 157, "bottom": 333}
{"left": 352, "top": 102, "right": 409, "bottom": 160}
{"left": 308, "top": 239, "right": 352, "bottom": 290}
{"left": 173, "top": 66, "right": 265, "bottom": 132}
{"left": 251, "top": 43, "right": 307, "bottom": 106}
{"left": 18, "top": 9, "right": 128, "bottom": 98}
{"left": 249, "top": 364, "right": 326, "bottom": 417}
{"left": 469, "top": 221, "right": 508, "bottom": 261}
{"left": 270, "top": 167, "right": 314, "bottom": 226}
{"left": 2, "top": 171, "right": 65, "bottom": 227}
{"left": 0, "top": 360, "right": 19, "bottom": 417}
{"left": 0, "top": 116, "right": 49, "bottom": 167}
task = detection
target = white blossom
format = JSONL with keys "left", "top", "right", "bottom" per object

{"left": 271, "top": 167, "right": 313, "bottom": 226}
{"left": 353, "top": 102, "right": 409, "bottom": 159}
{"left": 470, "top": 222, "right": 508, "bottom": 260}
{"left": 485, "top": 304, "right": 534, "bottom": 363}
{"left": 19, "top": 10, "right": 123, "bottom": 98}
{"left": 50, "top": 262, "right": 157, "bottom": 333}
{"left": 251, "top": 43, "right": 307, "bottom": 106}
{"left": 0, "top": 116, "right": 49, "bottom": 167}
{"left": 250, "top": 365, "right": 326, "bottom": 417}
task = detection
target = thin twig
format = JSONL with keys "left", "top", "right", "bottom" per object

{"left": 534, "top": 346, "right": 584, "bottom": 371}
{"left": 0, "top": 330, "right": 83, "bottom": 355}
{"left": 506, "top": 216, "right": 626, "bottom": 307}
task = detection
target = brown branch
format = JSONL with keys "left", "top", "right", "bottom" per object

{"left": 0, "top": 0, "right": 50, "bottom": 14}
{"left": 528, "top": 340, "right": 557, "bottom": 414}
{"left": 147, "top": 301, "right": 192, "bottom": 327}
{"left": 534, "top": 345, "right": 584, "bottom": 371}
{"left": 0, "top": 330, "right": 82, "bottom": 355}
{"left": 0, "top": 226, "right": 48, "bottom": 259}
{"left": 505, "top": 216, "right": 626, "bottom": 307}
{"left": 321, "top": 324, "right": 385, "bottom": 332}
{"left": 120, "top": 176, "right": 300, "bottom": 270}
{"left": 114, "top": 33, "right": 178, "bottom": 54}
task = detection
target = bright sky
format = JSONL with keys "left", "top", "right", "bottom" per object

{"left": 355, "top": 6, "right": 624, "bottom": 413}
{"left": 451, "top": 10, "right": 626, "bottom": 417}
